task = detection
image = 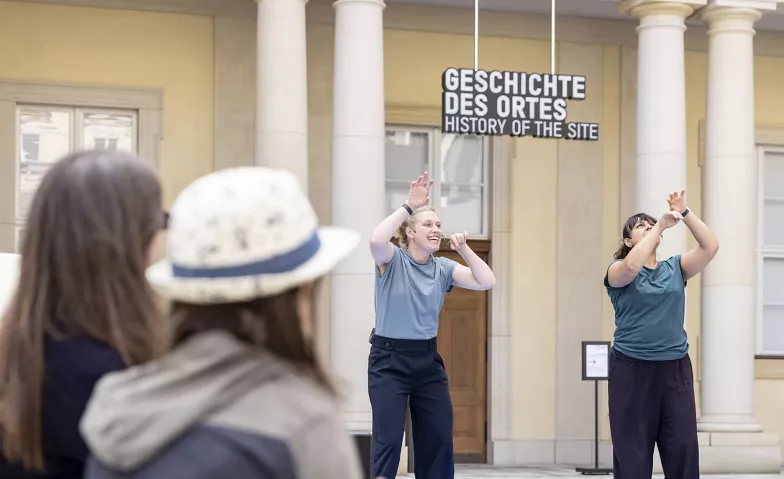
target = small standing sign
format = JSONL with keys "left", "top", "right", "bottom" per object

{"left": 576, "top": 341, "right": 613, "bottom": 476}
{"left": 582, "top": 341, "right": 610, "bottom": 381}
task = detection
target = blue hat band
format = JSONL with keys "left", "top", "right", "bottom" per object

{"left": 171, "top": 232, "right": 321, "bottom": 279}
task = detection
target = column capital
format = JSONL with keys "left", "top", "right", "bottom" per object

{"left": 333, "top": 0, "right": 385, "bottom": 9}
{"left": 698, "top": 0, "right": 776, "bottom": 30}
{"left": 619, "top": 0, "right": 705, "bottom": 18}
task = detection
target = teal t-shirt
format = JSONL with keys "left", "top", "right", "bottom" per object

{"left": 374, "top": 245, "right": 458, "bottom": 340}
{"left": 604, "top": 254, "right": 689, "bottom": 361}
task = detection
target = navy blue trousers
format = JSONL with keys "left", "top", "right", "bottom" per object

{"left": 608, "top": 349, "right": 699, "bottom": 479}
{"left": 367, "top": 331, "right": 454, "bottom": 479}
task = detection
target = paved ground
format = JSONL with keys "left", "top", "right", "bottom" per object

{"left": 396, "top": 465, "right": 784, "bottom": 478}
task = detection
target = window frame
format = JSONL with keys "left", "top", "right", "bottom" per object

{"left": 385, "top": 123, "right": 491, "bottom": 239}
{"left": 14, "top": 106, "right": 141, "bottom": 223}
{"left": 757, "top": 145, "right": 784, "bottom": 356}
{"left": 0, "top": 80, "right": 162, "bottom": 253}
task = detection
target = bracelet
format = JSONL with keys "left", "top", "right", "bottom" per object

{"left": 681, "top": 207, "right": 690, "bottom": 218}
{"left": 402, "top": 203, "right": 413, "bottom": 215}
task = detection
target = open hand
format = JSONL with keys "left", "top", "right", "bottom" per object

{"left": 667, "top": 190, "right": 687, "bottom": 213}
{"left": 658, "top": 211, "right": 683, "bottom": 230}
{"left": 450, "top": 231, "right": 468, "bottom": 251}
{"left": 407, "top": 172, "right": 434, "bottom": 210}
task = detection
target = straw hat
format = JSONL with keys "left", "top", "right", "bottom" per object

{"left": 146, "top": 167, "right": 360, "bottom": 304}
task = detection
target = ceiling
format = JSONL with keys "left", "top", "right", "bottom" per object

{"left": 384, "top": 0, "right": 784, "bottom": 31}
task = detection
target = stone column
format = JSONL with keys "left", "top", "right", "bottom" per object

{"left": 620, "top": 0, "right": 700, "bottom": 262}
{"left": 330, "top": 0, "right": 386, "bottom": 433}
{"left": 255, "top": 0, "right": 309, "bottom": 189}
{"left": 696, "top": 0, "right": 781, "bottom": 472}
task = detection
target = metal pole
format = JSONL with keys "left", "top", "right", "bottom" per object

{"left": 551, "top": 0, "right": 555, "bottom": 74}
{"left": 474, "top": 0, "right": 479, "bottom": 70}
{"left": 594, "top": 380, "right": 599, "bottom": 468}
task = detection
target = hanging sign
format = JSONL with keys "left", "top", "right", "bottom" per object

{"left": 441, "top": 68, "right": 599, "bottom": 140}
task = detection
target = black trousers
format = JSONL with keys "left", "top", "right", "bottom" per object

{"left": 367, "top": 331, "right": 454, "bottom": 479}
{"left": 608, "top": 349, "right": 699, "bottom": 479}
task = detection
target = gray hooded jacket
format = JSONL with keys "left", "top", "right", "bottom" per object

{"left": 79, "top": 331, "right": 363, "bottom": 479}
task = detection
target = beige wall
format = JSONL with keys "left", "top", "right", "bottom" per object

{"left": 370, "top": 7, "right": 784, "bottom": 462}
{"left": 0, "top": 1, "right": 215, "bottom": 208}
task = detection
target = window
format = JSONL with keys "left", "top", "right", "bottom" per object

{"left": 758, "top": 148, "right": 784, "bottom": 355}
{"left": 16, "top": 106, "right": 137, "bottom": 220}
{"left": 0, "top": 81, "right": 162, "bottom": 255}
{"left": 384, "top": 126, "right": 490, "bottom": 237}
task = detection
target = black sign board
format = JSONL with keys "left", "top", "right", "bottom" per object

{"left": 441, "top": 67, "right": 599, "bottom": 140}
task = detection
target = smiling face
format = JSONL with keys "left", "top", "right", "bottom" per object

{"left": 406, "top": 209, "right": 443, "bottom": 253}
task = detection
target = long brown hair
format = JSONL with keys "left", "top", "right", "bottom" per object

{"left": 613, "top": 213, "right": 658, "bottom": 260}
{"left": 170, "top": 281, "right": 334, "bottom": 394}
{"left": 0, "top": 150, "right": 168, "bottom": 470}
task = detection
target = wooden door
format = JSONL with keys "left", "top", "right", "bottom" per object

{"left": 435, "top": 241, "right": 488, "bottom": 463}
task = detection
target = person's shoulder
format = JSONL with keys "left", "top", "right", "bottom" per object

{"left": 661, "top": 254, "right": 684, "bottom": 275}
{"left": 383, "top": 243, "right": 404, "bottom": 266}
{"left": 212, "top": 365, "right": 341, "bottom": 435}
{"left": 86, "top": 424, "right": 298, "bottom": 479}
{"left": 663, "top": 254, "right": 687, "bottom": 284}
{"left": 46, "top": 336, "right": 126, "bottom": 376}
{"left": 665, "top": 254, "right": 682, "bottom": 266}
{"left": 435, "top": 254, "right": 458, "bottom": 267}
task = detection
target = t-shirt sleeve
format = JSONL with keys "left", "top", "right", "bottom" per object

{"left": 603, "top": 259, "right": 624, "bottom": 289}
{"left": 375, "top": 244, "right": 401, "bottom": 279}
{"left": 437, "top": 256, "right": 459, "bottom": 294}
{"left": 669, "top": 254, "right": 687, "bottom": 286}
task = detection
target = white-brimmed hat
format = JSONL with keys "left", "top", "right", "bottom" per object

{"left": 146, "top": 167, "right": 360, "bottom": 304}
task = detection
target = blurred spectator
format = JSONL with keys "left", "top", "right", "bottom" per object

{"left": 0, "top": 150, "right": 168, "bottom": 478}
{"left": 80, "top": 167, "right": 363, "bottom": 479}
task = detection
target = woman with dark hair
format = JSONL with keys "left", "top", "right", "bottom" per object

{"left": 0, "top": 150, "right": 168, "bottom": 478}
{"left": 605, "top": 190, "right": 719, "bottom": 478}
{"left": 79, "top": 167, "right": 364, "bottom": 478}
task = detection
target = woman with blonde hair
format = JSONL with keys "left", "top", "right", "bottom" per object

{"left": 80, "top": 167, "right": 364, "bottom": 478}
{"left": 367, "top": 172, "right": 496, "bottom": 479}
{"left": 0, "top": 150, "right": 167, "bottom": 478}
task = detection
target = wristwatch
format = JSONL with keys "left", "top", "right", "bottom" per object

{"left": 681, "top": 208, "right": 690, "bottom": 218}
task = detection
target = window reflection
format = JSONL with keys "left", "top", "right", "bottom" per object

{"left": 18, "top": 109, "right": 71, "bottom": 218}
{"left": 83, "top": 112, "right": 134, "bottom": 153}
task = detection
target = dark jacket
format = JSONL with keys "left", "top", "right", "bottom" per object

{"left": 80, "top": 331, "right": 363, "bottom": 479}
{"left": 0, "top": 337, "right": 126, "bottom": 478}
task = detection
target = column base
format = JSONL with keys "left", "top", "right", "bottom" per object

{"left": 652, "top": 432, "right": 781, "bottom": 474}
{"left": 698, "top": 414, "right": 764, "bottom": 433}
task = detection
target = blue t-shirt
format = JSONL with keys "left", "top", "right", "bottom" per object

{"left": 604, "top": 255, "right": 689, "bottom": 361}
{"left": 374, "top": 245, "right": 458, "bottom": 340}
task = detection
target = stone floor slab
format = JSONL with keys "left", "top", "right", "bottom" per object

{"left": 395, "top": 465, "right": 784, "bottom": 478}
